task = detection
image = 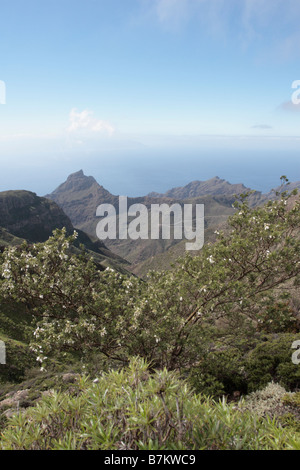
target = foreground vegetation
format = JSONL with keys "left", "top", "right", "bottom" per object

{"left": 0, "top": 181, "right": 299, "bottom": 449}
{"left": 1, "top": 357, "right": 300, "bottom": 450}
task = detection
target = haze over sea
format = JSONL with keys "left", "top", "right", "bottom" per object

{"left": 1, "top": 146, "right": 299, "bottom": 198}
{"left": 84, "top": 149, "right": 300, "bottom": 197}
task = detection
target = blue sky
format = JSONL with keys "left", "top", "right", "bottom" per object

{"left": 0, "top": 0, "right": 299, "bottom": 195}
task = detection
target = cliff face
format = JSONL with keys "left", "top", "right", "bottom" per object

{"left": 0, "top": 190, "right": 74, "bottom": 243}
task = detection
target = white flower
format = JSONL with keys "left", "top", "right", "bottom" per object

{"left": 105, "top": 267, "right": 115, "bottom": 272}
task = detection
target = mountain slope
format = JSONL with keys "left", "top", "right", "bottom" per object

{"left": 264, "top": 180, "right": 300, "bottom": 199}
{"left": 0, "top": 190, "right": 129, "bottom": 273}
{"left": 0, "top": 190, "right": 73, "bottom": 242}
{"left": 0, "top": 227, "right": 26, "bottom": 248}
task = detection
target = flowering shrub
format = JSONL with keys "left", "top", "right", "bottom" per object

{"left": 0, "top": 190, "right": 299, "bottom": 373}
{"left": 243, "top": 382, "right": 289, "bottom": 418}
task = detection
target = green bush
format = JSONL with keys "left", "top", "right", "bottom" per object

{"left": 187, "top": 346, "right": 248, "bottom": 397}
{"left": 186, "top": 333, "right": 300, "bottom": 398}
{"left": 0, "top": 300, "right": 32, "bottom": 343}
{"left": 0, "top": 358, "right": 298, "bottom": 450}
{"left": 245, "top": 334, "right": 300, "bottom": 392}
{"left": 282, "top": 391, "right": 300, "bottom": 409}
{"left": 0, "top": 336, "right": 36, "bottom": 384}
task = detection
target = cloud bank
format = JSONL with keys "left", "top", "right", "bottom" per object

{"left": 67, "top": 109, "right": 115, "bottom": 136}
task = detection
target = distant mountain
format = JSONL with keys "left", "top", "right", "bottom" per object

{"left": 0, "top": 189, "right": 129, "bottom": 273}
{"left": 45, "top": 170, "right": 300, "bottom": 277}
{"left": 148, "top": 176, "right": 254, "bottom": 199}
{"left": 46, "top": 171, "right": 255, "bottom": 235}
{"left": 46, "top": 169, "right": 181, "bottom": 235}
{"left": 45, "top": 171, "right": 241, "bottom": 275}
{"left": 148, "top": 177, "right": 300, "bottom": 207}
{"left": 45, "top": 170, "right": 118, "bottom": 231}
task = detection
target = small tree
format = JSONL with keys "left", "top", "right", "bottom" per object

{"left": 0, "top": 229, "right": 144, "bottom": 368}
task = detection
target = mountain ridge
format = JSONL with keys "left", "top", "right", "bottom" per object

{"left": 148, "top": 176, "right": 253, "bottom": 199}
{"left": 44, "top": 170, "right": 300, "bottom": 276}
{"left": 43, "top": 171, "right": 252, "bottom": 274}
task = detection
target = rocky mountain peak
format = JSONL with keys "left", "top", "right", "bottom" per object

{"left": 53, "top": 170, "right": 98, "bottom": 194}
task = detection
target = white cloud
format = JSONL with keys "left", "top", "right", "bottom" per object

{"left": 67, "top": 108, "right": 115, "bottom": 136}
